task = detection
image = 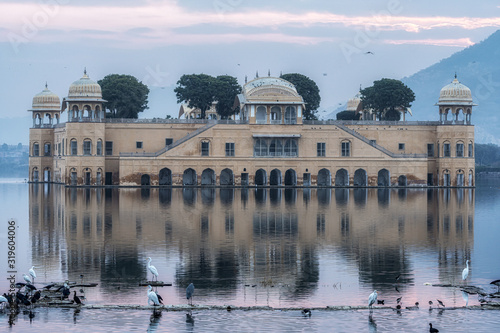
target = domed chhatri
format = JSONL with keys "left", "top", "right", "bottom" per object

{"left": 32, "top": 84, "right": 61, "bottom": 110}
{"left": 438, "top": 75, "right": 473, "bottom": 104}
{"left": 68, "top": 68, "right": 103, "bottom": 99}
{"left": 436, "top": 74, "right": 476, "bottom": 124}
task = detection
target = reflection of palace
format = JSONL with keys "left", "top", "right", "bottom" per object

{"left": 29, "top": 186, "right": 474, "bottom": 294}
{"left": 28, "top": 71, "right": 474, "bottom": 187}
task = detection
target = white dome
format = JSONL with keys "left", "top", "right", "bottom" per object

{"left": 438, "top": 77, "right": 473, "bottom": 104}
{"left": 346, "top": 93, "right": 361, "bottom": 111}
{"left": 31, "top": 84, "right": 60, "bottom": 110}
{"left": 68, "top": 70, "right": 102, "bottom": 99}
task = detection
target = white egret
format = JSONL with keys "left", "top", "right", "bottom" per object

{"left": 29, "top": 266, "right": 36, "bottom": 282}
{"left": 147, "top": 285, "right": 160, "bottom": 306}
{"left": 368, "top": 290, "right": 378, "bottom": 308}
{"left": 147, "top": 258, "right": 159, "bottom": 282}
{"left": 23, "top": 274, "right": 32, "bottom": 284}
{"left": 0, "top": 295, "right": 8, "bottom": 309}
{"left": 186, "top": 283, "right": 195, "bottom": 306}
{"left": 462, "top": 260, "right": 469, "bottom": 281}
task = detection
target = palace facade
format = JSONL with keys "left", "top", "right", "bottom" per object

{"left": 28, "top": 72, "right": 475, "bottom": 187}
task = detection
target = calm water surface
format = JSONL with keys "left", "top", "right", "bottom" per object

{"left": 1, "top": 178, "right": 500, "bottom": 332}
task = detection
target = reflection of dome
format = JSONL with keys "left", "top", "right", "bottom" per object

{"left": 68, "top": 70, "right": 102, "bottom": 99}
{"left": 438, "top": 76, "right": 473, "bottom": 104}
{"left": 32, "top": 84, "right": 60, "bottom": 110}
{"left": 346, "top": 93, "right": 361, "bottom": 111}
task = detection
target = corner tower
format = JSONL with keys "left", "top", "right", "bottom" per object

{"left": 436, "top": 75, "right": 476, "bottom": 124}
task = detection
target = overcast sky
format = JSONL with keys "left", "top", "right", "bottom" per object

{"left": 1, "top": 0, "right": 500, "bottom": 143}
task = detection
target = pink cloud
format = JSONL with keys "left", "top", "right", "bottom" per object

{"left": 383, "top": 38, "right": 475, "bottom": 47}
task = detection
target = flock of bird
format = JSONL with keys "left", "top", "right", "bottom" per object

{"left": 2, "top": 258, "right": 496, "bottom": 332}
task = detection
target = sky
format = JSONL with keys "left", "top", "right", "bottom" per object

{"left": 1, "top": 0, "right": 500, "bottom": 144}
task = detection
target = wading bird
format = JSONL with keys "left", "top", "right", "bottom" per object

{"left": 186, "top": 283, "right": 195, "bottom": 306}
{"left": 462, "top": 260, "right": 470, "bottom": 281}
{"left": 368, "top": 290, "right": 378, "bottom": 308}
{"left": 73, "top": 291, "right": 82, "bottom": 305}
{"left": 437, "top": 299, "right": 445, "bottom": 308}
{"left": 29, "top": 266, "right": 36, "bottom": 283}
{"left": 490, "top": 279, "right": 500, "bottom": 292}
{"left": 147, "top": 258, "right": 159, "bottom": 282}
{"left": 429, "top": 323, "right": 439, "bottom": 332}
{"left": 301, "top": 309, "right": 311, "bottom": 317}
{"left": 23, "top": 274, "right": 32, "bottom": 284}
{"left": 396, "top": 296, "right": 402, "bottom": 304}
{"left": 147, "top": 285, "right": 160, "bottom": 306}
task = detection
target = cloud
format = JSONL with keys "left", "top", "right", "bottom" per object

{"left": 384, "top": 38, "right": 475, "bottom": 48}
{"left": 1, "top": 1, "right": 499, "bottom": 47}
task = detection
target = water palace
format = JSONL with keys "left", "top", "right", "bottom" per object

{"left": 28, "top": 71, "right": 475, "bottom": 187}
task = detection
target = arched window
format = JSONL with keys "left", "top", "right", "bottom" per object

{"left": 44, "top": 142, "right": 51, "bottom": 156}
{"left": 285, "top": 106, "right": 296, "bottom": 124}
{"left": 270, "top": 106, "right": 281, "bottom": 124}
{"left": 256, "top": 106, "right": 267, "bottom": 124}
{"left": 254, "top": 139, "right": 268, "bottom": 156}
{"left": 96, "top": 139, "right": 103, "bottom": 156}
{"left": 70, "top": 139, "right": 78, "bottom": 155}
{"left": 83, "top": 105, "right": 92, "bottom": 119}
{"left": 443, "top": 141, "right": 451, "bottom": 157}
{"left": 456, "top": 141, "right": 464, "bottom": 157}
{"left": 33, "top": 142, "right": 39, "bottom": 156}
{"left": 83, "top": 139, "right": 92, "bottom": 156}
{"left": 341, "top": 140, "right": 351, "bottom": 157}
{"left": 284, "top": 139, "right": 297, "bottom": 156}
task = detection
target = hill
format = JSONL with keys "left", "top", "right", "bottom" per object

{"left": 402, "top": 29, "right": 500, "bottom": 144}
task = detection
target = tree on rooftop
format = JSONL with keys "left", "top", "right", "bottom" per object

{"left": 175, "top": 74, "right": 216, "bottom": 119}
{"left": 98, "top": 74, "right": 150, "bottom": 118}
{"left": 360, "top": 78, "right": 415, "bottom": 121}
{"left": 214, "top": 75, "right": 242, "bottom": 119}
{"left": 280, "top": 73, "right": 321, "bottom": 120}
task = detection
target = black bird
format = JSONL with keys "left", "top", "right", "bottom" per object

{"left": 25, "top": 284, "right": 37, "bottom": 292}
{"left": 396, "top": 296, "right": 402, "bottom": 304}
{"left": 437, "top": 299, "right": 445, "bottom": 308}
{"left": 396, "top": 304, "right": 401, "bottom": 310}
{"left": 377, "top": 300, "right": 385, "bottom": 305}
{"left": 43, "top": 283, "right": 56, "bottom": 290}
{"left": 16, "top": 292, "right": 31, "bottom": 306}
{"left": 73, "top": 291, "right": 82, "bottom": 305}
{"left": 490, "top": 279, "right": 500, "bottom": 292}
{"left": 156, "top": 292, "right": 163, "bottom": 305}
{"left": 415, "top": 302, "right": 419, "bottom": 308}
{"left": 428, "top": 300, "right": 433, "bottom": 306}
{"left": 2, "top": 293, "right": 13, "bottom": 304}
{"left": 30, "top": 291, "right": 41, "bottom": 304}
{"left": 365, "top": 51, "right": 375, "bottom": 55}
{"left": 429, "top": 323, "right": 439, "bottom": 332}
{"left": 186, "top": 283, "right": 195, "bottom": 306}
{"left": 15, "top": 282, "right": 26, "bottom": 289}
{"left": 301, "top": 308, "right": 312, "bottom": 317}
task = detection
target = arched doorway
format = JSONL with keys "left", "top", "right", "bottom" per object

{"left": 317, "top": 168, "right": 331, "bottom": 186}
{"left": 220, "top": 168, "right": 234, "bottom": 186}
{"left": 398, "top": 175, "right": 407, "bottom": 186}
{"left": 270, "top": 169, "right": 282, "bottom": 186}
{"left": 377, "top": 169, "right": 390, "bottom": 187}
{"left": 255, "top": 169, "right": 267, "bottom": 186}
{"left": 201, "top": 168, "right": 216, "bottom": 185}
{"left": 183, "top": 168, "right": 197, "bottom": 185}
{"left": 32, "top": 167, "right": 39, "bottom": 182}
{"left": 335, "top": 169, "right": 349, "bottom": 186}
{"left": 43, "top": 168, "right": 51, "bottom": 182}
{"left": 353, "top": 169, "right": 367, "bottom": 186}
{"left": 284, "top": 169, "right": 296, "bottom": 186}
{"left": 443, "top": 171, "right": 450, "bottom": 187}
{"left": 159, "top": 168, "right": 172, "bottom": 185}
{"left": 141, "top": 174, "right": 151, "bottom": 186}
{"left": 468, "top": 170, "right": 473, "bottom": 186}
{"left": 456, "top": 170, "right": 464, "bottom": 187}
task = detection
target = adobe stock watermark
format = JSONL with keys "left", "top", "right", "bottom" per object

{"left": 213, "top": 0, "right": 244, "bottom": 19}
{"left": 7, "top": 0, "right": 70, "bottom": 54}
{"left": 142, "top": 65, "right": 172, "bottom": 88}
{"left": 340, "top": 0, "right": 403, "bottom": 64}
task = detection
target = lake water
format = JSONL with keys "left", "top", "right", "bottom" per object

{"left": 1, "top": 179, "right": 500, "bottom": 332}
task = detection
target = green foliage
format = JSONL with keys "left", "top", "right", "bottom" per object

{"left": 175, "top": 74, "right": 241, "bottom": 119}
{"left": 214, "top": 75, "right": 242, "bottom": 119}
{"left": 360, "top": 78, "right": 415, "bottom": 121}
{"left": 98, "top": 74, "right": 150, "bottom": 119}
{"left": 336, "top": 110, "right": 360, "bottom": 120}
{"left": 280, "top": 73, "right": 321, "bottom": 120}
{"left": 475, "top": 143, "right": 500, "bottom": 167}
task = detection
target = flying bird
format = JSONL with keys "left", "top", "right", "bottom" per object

{"left": 368, "top": 290, "right": 378, "bottom": 308}
{"left": 147, "top": 257, "right": 159, "bottom": 282}
{"left": 462, "top": 260, "right": 470, "bottom": 281}
{"left": 365, "top": 51, "right": 374, "bottom": 55}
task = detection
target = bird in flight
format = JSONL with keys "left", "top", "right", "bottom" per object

{"left": 365, "top": 51, "right": 374, "bottom": 55}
